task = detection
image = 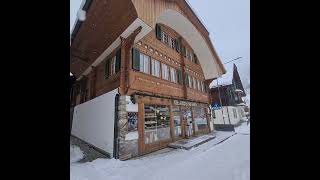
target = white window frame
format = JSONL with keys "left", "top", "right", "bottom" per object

{"left": 143, "top": 54, "right": 150, "bottom": 74}
{"left": 170, "top": 67, "right": 177, "bottom": 83}
{"left": 110, "top": 56, "right": 116, "bottom": 76}
{"left": 193, "top": 77, "right": 197, "bottom": 89}
{"left": 151, "top": 58, "right": 160, "bottom": 77}
{"left": 188, "top": 74, "right": 192, "bottom": 88}
{"left": 162, "top": 63, "right": 170, "bottom": 81}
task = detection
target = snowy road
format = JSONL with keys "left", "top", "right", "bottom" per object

{"left": 70, "top": 124, "right": 250, "bottom": 180}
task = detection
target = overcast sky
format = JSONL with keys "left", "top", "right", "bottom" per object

{"left": 187, "top": 0, "right": 250, "bottom": 88}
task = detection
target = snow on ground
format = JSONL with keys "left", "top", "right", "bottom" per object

{"left": 71, "top": 125, "right": 250, "bottom": 180}
{"left": 70, "top": 145, "right": 84, "bottom": 163}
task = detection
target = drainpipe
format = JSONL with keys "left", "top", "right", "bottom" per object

{"left": 113, "top": 94, "right": 120, "bottom": 159}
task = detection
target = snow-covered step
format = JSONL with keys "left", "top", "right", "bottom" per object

{"left": 168, "top": 134, "right": 216, "bottom": 150}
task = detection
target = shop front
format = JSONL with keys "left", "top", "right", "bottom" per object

{"left": 134, "top": 94, "right": 211, "bottom": 155}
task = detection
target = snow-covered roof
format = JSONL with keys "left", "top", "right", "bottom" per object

{"left": 237, "top": 103, "right": 246, "bottom": 106}
{"left": 210, "top": 64, "right": 233, "bottom": 88}
{"left": 235, "top": 89, "right": 243, "bottom": 93}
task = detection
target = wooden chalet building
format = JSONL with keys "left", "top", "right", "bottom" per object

{"left": 70, "top": 0, "right": 226, "bottom": 160}
{"left": 209, "top": 64, "right": 247, "bottom": 129}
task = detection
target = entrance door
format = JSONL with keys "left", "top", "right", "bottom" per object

{"left": 180, "top": 107, "right": 193, "bottom": 138}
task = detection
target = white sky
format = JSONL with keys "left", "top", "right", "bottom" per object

{"left": 70, "top": 0, "right": 83, "bottom": 34}
{"left": 187, "top": 0, "right": 250, "bottom": 88}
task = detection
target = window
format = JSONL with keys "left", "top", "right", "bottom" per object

{"left": 193, "top": 77, "right": 197, "bottom": 89}
{"left": 189, "top": 52, "right": 193, "bottom": 61}
{"left": 162, "top": 32, "right": 168, "bottom": 45}
{"left": 193, "top": 107, "right": 208, "bottom": 132}
{"left": 151, "top": 59, "right": 160, "bottom": 77}
{"left": 139, "top": 53, "right": 150, "bottom": 74}
{"left": 144, "top": 105, "right": 171, "bottom": 144}
{"left": 110, "top": 56, "right": 116, "bottom": 76}
{"left": 185, "top": 48, "right": 189, "bottom": 59}
{"left": 128, "top": 112, "right": 138, "bottom": 132}
{"left": 162, "top": 63, "right": 170, "bottom": 80}
{"left": 188, "top": 74, "right": 192, "bottom": 88}
{"left": 171, "top": 38, "right": 176, "bottom": 50}
{"left": 168, "top": 36, "right": 172, "bottom": 48}
{"left": 197, "top": 79, "right": 201, "bottom": 91}
{"left": 201, "top": 81, "right": 204, "bottom": 92}
{"left": 233, "top": 108, "right": 238, "bottom": 119}
{"left": 170, "top": 67, "right": 177, "bottom": 83}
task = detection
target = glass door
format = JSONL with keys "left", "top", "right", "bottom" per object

{"left": 180, "top": 107, "right": 193, "bottom": 138}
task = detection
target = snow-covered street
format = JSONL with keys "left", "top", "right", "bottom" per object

{"left": 70, "top": 123, "right": 249, "bottom": 180}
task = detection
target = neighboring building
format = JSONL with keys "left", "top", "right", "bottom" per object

{"left": 70, "top": 0, "right": 226, "bottom": 160}
{"left": 209, "top": 64, "right": 247, "bottom": 130}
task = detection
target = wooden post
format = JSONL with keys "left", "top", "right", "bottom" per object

{"left": 191, "top": 107, "right": 196, "bottom": 136}
{"left": 119, "top": 26, "right": 142, "bottom": 95}
{"left": 205, "top": 106, "right": 211, "bottom": 133}
{"left": 169, "top": 105, "right": 175, "bottom": 142}
{"left": 90, "top": 66, "right": 97, "bottom": 99}
{"left": 179, "top": 39, "right": 188, "bottom": 99}
{"left": 138, "top": 103, "right": 145, "bottom": 154}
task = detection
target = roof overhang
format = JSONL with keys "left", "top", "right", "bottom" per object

{"left": 76, "top": 18, "right": 152, "bottom": 80}
{"left": 157, "top": 9, "right": 225, "bottom": 80}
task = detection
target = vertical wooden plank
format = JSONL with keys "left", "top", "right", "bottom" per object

{"left": 205, "top": 106, "right": 211, "bottom": 133}
{"left": 191, "top": 107, "right": 196, "bottom": 136}
{"left": 138, "top": 103, "right": 145, "bottom": 154}
{"left": 169, "top": 105, "right": 175, "bottom": 142}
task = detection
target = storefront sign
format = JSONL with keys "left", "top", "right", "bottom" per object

{"left": 172, "top": 100, "right": 198, "bottom": 107}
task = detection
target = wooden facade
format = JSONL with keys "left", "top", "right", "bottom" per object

{"left": 70, "top": 0, "right": 225, "bottom": 159}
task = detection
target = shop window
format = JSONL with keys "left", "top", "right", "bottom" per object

{"left": 144, "top": 105, "right": 171, "bottom": 144}
{"left": 193, "top": 106, "right": 208, "bottom": 132}
{"left": 172, "top": 106, "right": 182, "bottom": 137}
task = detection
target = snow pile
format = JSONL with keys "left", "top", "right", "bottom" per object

{"left": 70, "top": 145, "right": 84, "bottom": 163}
{"left": 70, "top": 131, "right": 249, "bottom": 180}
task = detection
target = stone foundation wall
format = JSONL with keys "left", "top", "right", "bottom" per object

{"left": 118, "top": 95, "right": 139, "bottom": 160}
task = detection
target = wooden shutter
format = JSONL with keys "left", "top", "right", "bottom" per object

{"left": 194, "top": 54, "right": 198, "bottom": 64}
{"left": 105, "top": 58, "right": 110, "bottom": 79}
{"left": 181, "top": 46, "right": 186, "bottom": 57}
{"left": 185, "top": 74, "right": 189, "bottom": 87}
{"left": 115, "top": 49, "right": 121, "bottom": 73}
{"left": 175, "top": 38, "right": 181, "bottom": 53}
{"left": 177, "top": 69, "right": 183, "bottom": 85}
{"left": 132, "top": 48, "right": 140, "bottom": 71}
{"left": 156, "top": 24, "right": 162, "bottom": 40}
